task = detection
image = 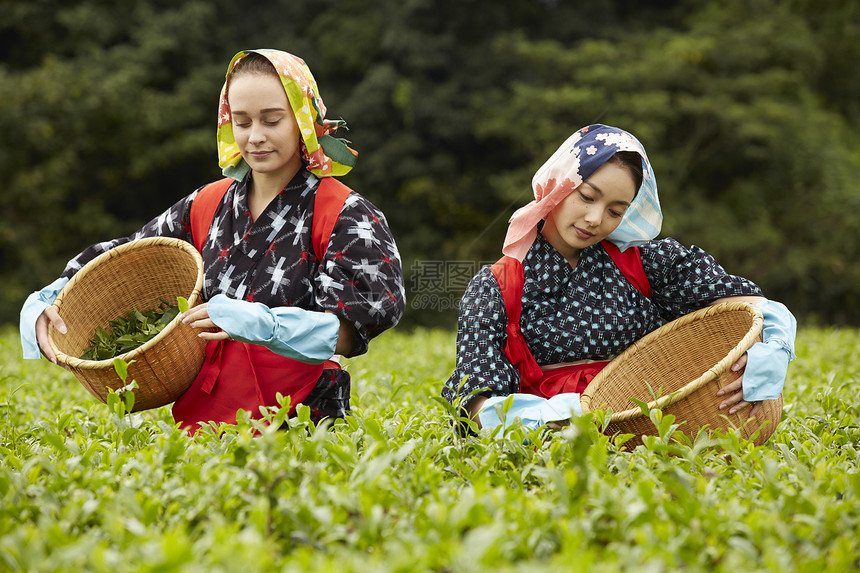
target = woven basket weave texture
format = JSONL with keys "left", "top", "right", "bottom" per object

{"left": 48, "top": 237, "right": 207, "bottom": 411}
{"left": 580, "top": 302, "right": 782, "bottom": 448}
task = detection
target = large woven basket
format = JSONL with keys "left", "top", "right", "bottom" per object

{"left": 48, "top": 237, "right": 208, "bottom": 412}
{"left": 580, "top": 302, "right": 783, "bottom": 448}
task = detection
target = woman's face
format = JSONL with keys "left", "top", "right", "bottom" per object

{"left": 543, "top": 160, "right": 637, "bottom": 260}
{"left": 227, "top": 72, "right": 302, "bottom": 180}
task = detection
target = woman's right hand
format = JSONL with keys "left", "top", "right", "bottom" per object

{"left": 35, "top": 307, "right": 67, "bottom": 365}
{"left": 181, "top": 303, "right": 230, "bottom": 341}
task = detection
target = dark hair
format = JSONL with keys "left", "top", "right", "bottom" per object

{"left": 608, "top": 151, "right": 644, "bottom": 196}
{"left": 225, "top": 53, "right": 279, "bottom": 95}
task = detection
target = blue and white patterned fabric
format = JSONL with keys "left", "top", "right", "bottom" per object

{"left": 442, "top": 232, "right": 763, "bottom": 405}
{"left": 503, "top": 124, "right": 663, "bottom": 260}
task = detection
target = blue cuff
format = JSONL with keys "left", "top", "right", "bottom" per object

{"left": 207, "top": 294, "right": 340, "bottom": 363}
{"left": 477, "top": 393, "right": 582, "bottom": 432}
{"left": 20, "top": 277, "right": 69, "bottom": 359}
{"left": 758, "top": 300, "right": 797, "bottom": 360}
{"left": 743, "top": 342, "right": 791, "bottom": 401}
{"left": 742, "top": 300, "right": 797, "bottom": 401}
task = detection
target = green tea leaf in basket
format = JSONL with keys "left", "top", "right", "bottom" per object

{"left": 177, "top": 296, "right": 190, "bottom": 313}
{"left": 114, "top": 335, "right": 136, "bottom": 346}
{"left": 80, "top": 300, "right": 181, "bottom": 360}
{"left": 159, "top": 305, "right": 180, "bottom": 325}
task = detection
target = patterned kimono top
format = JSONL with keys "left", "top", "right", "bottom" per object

{"left": 62, "top": 169, "right": 406, "bottom": 420}
{"left": 442, "top": 232, "right": 762, "bottom": 405}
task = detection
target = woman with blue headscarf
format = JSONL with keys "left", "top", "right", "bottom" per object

{"left": 442, "top": 125, "right": 796, "bottom": 433}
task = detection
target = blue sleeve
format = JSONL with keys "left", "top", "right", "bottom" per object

{"left": 206, "top": 294, "right": 340, "bottom": 364}
{"left": 478, "top": 393, "right": 582, "bottom": 434}
{"left": 19, "top": 277, "right": 69, "bottom": 359}
{"left": 743, "top": 300, "right": 797, "bottom": 401}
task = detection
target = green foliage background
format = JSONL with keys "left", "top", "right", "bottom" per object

{"left": 2, "top": 0, "right": 859, "bottom": 326}
{"left": 1, "top": 325, "right": 858, "bottom": 571}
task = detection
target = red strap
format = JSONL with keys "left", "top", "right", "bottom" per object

{"left": 190, "top": 178, "right": 233, "bottom": 252}
{"left": 312, "top": 177, "right": 352, "bottom": 261}
{"left": 601, "top": 240, "right": 651, "bottom": 298}
{"left": 175, "top": 176, "right": 351, "bottom": 432}
{"left": 523, "top": 360, "right": 610, "bottom": 398}
{"left": 490, "top": 257, "right": 545, "bottom": 387}
{"left": 188, "top": 176, "right": 353, "bottom": 260}
{"left": 491, "top": 242, "right": 651, "bottom": 395}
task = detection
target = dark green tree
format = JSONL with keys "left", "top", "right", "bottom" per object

{"left": 472, "top": 0, "right": 860, "bottom": 323}
{"left": 1, "top": 0, "right": 858, "bottom": 327}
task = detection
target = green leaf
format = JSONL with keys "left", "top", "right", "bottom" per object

{"left": 630, "top": 397, "right": 650, "bottom": 416}
{"left": 96, "top": 347, "right": 114, "bottom": 361}
{"left": 105, "top": 390, "right": 119, "bottom": 411}
{"left": 124, "top": 387, "right": 136, "bottom": 413}
{"left": 113, "top": 358, "right": 129, "bottom": 382}
{"left": 122, "top": 427, "right": 138, "bottom": 445}
{"left": 159, "top": 306, "right": 180, "bottom": 325}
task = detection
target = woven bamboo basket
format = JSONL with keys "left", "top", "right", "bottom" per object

{"left": 47, "top": 237, "right": 208, "bottom": 412}
{"left": 580, "top": 302, "right": 783, "bottom": 448}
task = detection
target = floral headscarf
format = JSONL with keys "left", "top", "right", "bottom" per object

{"left": 502, "top": 124, "right": 662, "bottom": 260}
{"left": 217, "top": 49, "right": 357, "bottom": 181}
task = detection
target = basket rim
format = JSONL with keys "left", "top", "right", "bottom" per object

{"left": 48, "top": 237, "right": 204, "bottom": 370}
{"left": 580, "top": 301, "right": 763, "bottom": 422}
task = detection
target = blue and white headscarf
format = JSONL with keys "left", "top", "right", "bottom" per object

{"left": 502, "top": 124, "right": 662, "bottom": 259}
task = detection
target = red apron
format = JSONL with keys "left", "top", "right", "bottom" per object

{"left": 172, "top": 339, "right": 339, "bottom": 432}
{"left": 490, "top": 241, "right": 651, "bottom": 398}
{"left": 174, "top": 176, "right": 352, "bottom": 433}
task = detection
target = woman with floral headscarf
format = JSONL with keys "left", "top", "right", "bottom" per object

{"left": 442, "top": 124, "right": 796, "bottom": 433}
{"left": 22, "top": 49, "right": 406, "bottom": 431}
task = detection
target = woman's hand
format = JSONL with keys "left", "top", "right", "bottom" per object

{"left": 35, "top": 307, "right": 67, "bottom": 365}
{"left": 716, "top": 352, "right": 762, "bottom": 417}
{"left": 181, "top": 303, "right": 230, "bottom": 341}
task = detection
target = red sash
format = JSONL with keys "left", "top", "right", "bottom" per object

{"left": 190, "top": 176, "right": 352, "bottom": 260}
{"left": 174, "top": 177, "right": 351, "bottom": 432}
{"left": 490, "top": 241, "right": 651, "bottom": 398}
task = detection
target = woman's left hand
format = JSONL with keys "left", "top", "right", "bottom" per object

{"left": 716, "top": 352, "right": 762, "bottom": 417}
{"left": 181, "top": 303, "right": 230, "bottom": 341}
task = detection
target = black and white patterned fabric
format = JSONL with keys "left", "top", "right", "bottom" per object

{"left": 62, "top": 169, "right": 406, "bottom": 420}
{"left": 442, "top": 232, "right": 762, "bottom": 405}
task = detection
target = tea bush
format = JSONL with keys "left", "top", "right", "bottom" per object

{"left": 1, "top": 326, "right": 857, "bottom": 572}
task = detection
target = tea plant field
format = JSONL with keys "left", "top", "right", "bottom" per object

{"left": 1, "top": 325, "right": 858, "bottom": 572}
